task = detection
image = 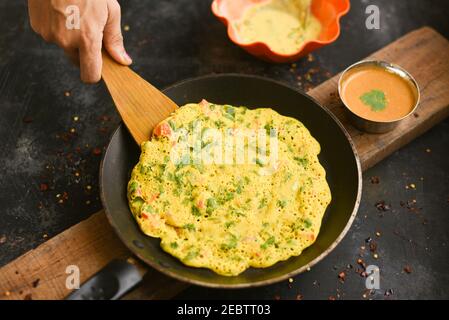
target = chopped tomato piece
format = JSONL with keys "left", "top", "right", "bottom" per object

{"left": 199, "top": 99, "right": 209, "bottom": 107}
{"left": 141, "top": 213, "right": 149, "bottom": 220}
{"left": 148, "top": 193, "right": 160, "bottom": 203}
{"left": 153, "top": 122, "right": 172, "bottom": 138}
{"left": 197, "top": 199, "right": 205, "bottom": 209}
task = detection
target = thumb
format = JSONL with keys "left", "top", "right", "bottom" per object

{"left": 103, "top": 0, "right": 132, "bottom": 65}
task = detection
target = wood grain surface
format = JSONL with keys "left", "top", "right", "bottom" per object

{"left": 1, "top": 27, "right": 448, "bottom": 300}
{"left": 102, "top": 51, "right": 178, "bottom": 145}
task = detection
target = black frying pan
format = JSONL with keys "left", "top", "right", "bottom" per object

{"left": 93, "top": 74, "right": 361, "bottom": 294}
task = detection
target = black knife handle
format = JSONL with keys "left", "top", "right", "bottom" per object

{"left": 66, "top": 259, "right": 144, "bottom": 300}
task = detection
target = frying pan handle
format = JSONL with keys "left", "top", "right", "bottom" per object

{"left": 65, "top": 259, "right": 145, "bottom": 300}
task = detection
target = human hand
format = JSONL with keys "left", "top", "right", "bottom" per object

{"left": 28, "top": 0, "right": 132, "bottom": 83}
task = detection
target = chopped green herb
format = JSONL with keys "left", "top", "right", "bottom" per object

{"left": 168, "top": 120, "right": 176, "bottom": 131}
{"left": 258, "top": 197, "right": 268, "bottom": 209}
{"left": 206, "top": 197, "right": 218, "bottom": 214}
{"left": 294, "top": 157, "right": 309, "bottom": 168}
{"left": 191, "top": 205, "right": 201, "bottom": 217}
{"left": 225, "top": 221, "right": 235, "bottom": 229}
{"left": 256, "top": 158, "right": 265, "bottom": 167}
{"left": 261, "top": 236, "right": 276, "bottom": 250}
{"left": 183, "top": 223, "right": 196, "bottom": 231}
{"left": 221, "top": 234, "right": 238, "bottom": 250}
{"left": 215, "top": 120, "right": 225, "bottom": 129}
{"left": 303, "top": 218, "right": 312, "bottom": 228}
{"left": 360, "top": 89, "right": 387, "bottom": 112}
{"left": 184, "top": 250, "right": 198, "bottom": 261}
{"left": 129, "top": 181, "right": 138, "bottom": 193}
{"left": 277, "top": 200, "right": 287, "bottom": 208}
{"left": 170, "top": 242, "right": 178, "bottom": 249}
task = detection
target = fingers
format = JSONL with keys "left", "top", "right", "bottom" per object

{"left": 79, "top": 38, "right": 103, "bottom": 83}
{"left": 103, "top": 0, "right": 132, "bottom": 65}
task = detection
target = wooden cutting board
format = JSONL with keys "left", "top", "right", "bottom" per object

{"left": 1, "top": 27, "right": 448, "bottom": 300}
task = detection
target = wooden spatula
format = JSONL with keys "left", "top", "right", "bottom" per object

{"left": 101, "top": 51, "right": 179, "bottom": 145}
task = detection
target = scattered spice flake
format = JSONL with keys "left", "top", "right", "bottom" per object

{"left": 369, "top": 241, "right": 378, "bottom": 253}
{"left": 98, "top": 127, "right": 109, "bottom": 134}
{"left": 0, "top": 235, "right": 6, "bottom": 244}
{"left": 370, "top": 176, "right": 380, "bottom": 184}
{"left": 384, "top": 289, "right": 394, "bottom": 297}
{"left": 99, "top": 115, "right": 111, "bottom": 122}
{"left": 413, "top": 113, "right": 419, "bottom": 118}
{"left": 32, "top": 278, "right": 40, "bottom": 288}
{"left": 403, "top": 265, "right": 412, "bottom": 274}
{"left": 22, "top": 116, "right": 33, "bottom": 123}
{"left": 92, "top": 147, "right": 102, "bottom": 156}
{"left": 39, "top": 183, "right": 49, "bottom": 191}
{"left": 375, "top": 201, "right": 391, "bottom": 212}
{"left": 338, "top": 271, "right": 346, "bottom": 283}
{"left": 357, "top": 258, "right": 367, "bottom": 269}
{"left": 400, "top": 199, "right": 421, "bottom": 213}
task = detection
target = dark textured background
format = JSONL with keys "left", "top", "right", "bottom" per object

{"left": 0, "top": 0, "right": 448, "bottom": 300}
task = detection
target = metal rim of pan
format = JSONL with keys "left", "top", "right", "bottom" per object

{"left": 99, "top": 73, "right": 363, "bottom": 288}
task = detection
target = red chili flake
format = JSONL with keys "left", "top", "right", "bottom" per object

{"left": 403, "top": 265, "right": 412, "bottom": 274}
{"left": 357, "top": 258, "right": 367, "bottom": 269}
{"left": 400, "top": 200, "right": 421, "bottom": 213}
{"left": 39, "top": 183, "right": 49, "bottom": 191}
{"left": 32, "top": 279, "right": 40, "bottom": 288}
{"left": 370, "top": 176, "right": 380, "bottom": 184}
{"left": 338, "top": 271, "right": 346, "bottom": 282}
{"left": 92, "top": 148, "right": 102, "bottom": 156}
{"left": 98, "top": 127, "right": 109, "bottom": 134}
{"left": 22, "top": 116, "right": 33, "bottom": 123}
{"left": 375, "top": 201, "right": 391, "bottom": 212}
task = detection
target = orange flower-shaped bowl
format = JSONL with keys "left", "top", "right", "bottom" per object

{"left": 212, "top": 0, "right": 350, "bottom": 63}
